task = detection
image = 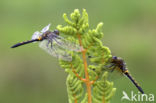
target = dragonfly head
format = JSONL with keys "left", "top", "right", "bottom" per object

{"left": 112, "top": 56, "right": 117, "bottom": 60}
{"left": 53, "top": 30, "right": 59, "bottom": 35}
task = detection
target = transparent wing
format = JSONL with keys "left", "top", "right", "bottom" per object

{"left": 53, "top": 35, "right": 82, "bottom": 52}
{"left": 32, "top": 31, "right": 41, "bottom": 39}
{"left": 39, "top": 40, "right": 72, "bottom": 61}
{"left": 41, "top": 24, "right": 51, "bottom": 33}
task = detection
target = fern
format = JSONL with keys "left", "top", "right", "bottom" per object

{"left": 57, "top": 9, "right": 116, "bottom": 103}
{"left": 92, "top": 72, "right": 116, "bottom": 103}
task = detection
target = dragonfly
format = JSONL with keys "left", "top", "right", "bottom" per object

{"left": 105, "top": 56, "right": 144, "bottom": 94}
{"left": 11, "top": 24, "right": 82, "bottom": 61}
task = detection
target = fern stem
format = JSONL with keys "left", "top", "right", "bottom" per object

{"left": 102, "top": 96, "right": 106, "bottom": 103}
{"left": 77, "top": 34, "right": 92, "bottom": 103}
{"left": 90, "top": 76, "right": 99, "bottom": 85}
{"left": 73, "top": 94, "right": 78, "bottom": 103}
{"left": 70, "top": 84, "right": 78, "bottom": 103}
{"left": 71, "top": 64, "right": 86, "bottom": 82}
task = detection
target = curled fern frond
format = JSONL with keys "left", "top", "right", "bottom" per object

{"left": 57, "top": 9, "right": 89, "bottom": 36}
{"left": 81, "top": 22, "right": 103, "bottom": 49}
{"left": 57, "top": 25, "right": 77, "bottom": 36}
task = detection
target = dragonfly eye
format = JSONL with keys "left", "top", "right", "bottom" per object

{"left": 112, "top": 56, "right": 117, "bottom": 60}
{"left": 54, "top": 30, "right": 59, "bottom": 35}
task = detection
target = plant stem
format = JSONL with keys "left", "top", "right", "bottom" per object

{"left": 77, "top": 34, "right": 92, "bottom": 103}
{"left": 73, "top": 94, "right": 78, "bottom": 103}
{"left": 102, "top": 96, "right": 105, "bottom": 103}
{"left": 71, "top": 64, "right": 86, "bottom": 82}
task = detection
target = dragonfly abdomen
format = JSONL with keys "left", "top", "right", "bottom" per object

{"left": 11, "top": 39, "right": 39, "bottom": 48}
{"left": 124, "top": 72, "right": 144, "bottom": 94}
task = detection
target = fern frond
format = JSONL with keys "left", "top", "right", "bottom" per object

{"left": 57, "top": 9, "right": 116, "bottom": 103}
{"left": 57, "top": 25, "right": 77, "bottom": 37}
{"left": 81, "top": 93, "right": 88, "bottom": 103}
{"left": 87, "top": 37, "right": 112, "bottom": 65}
{"left": 93, "top": 72, "right": 116, "bottom": 103}
{"left": 59, "top": 53, "right": 84, "bottom": 77}
{"left": 67, "top": 74, "right": 84, "bottom": 103}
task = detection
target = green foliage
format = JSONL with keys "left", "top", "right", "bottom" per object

{"left": 93, "top": 72, "right": 116, "bottom": 103}
{"left": 66, "top": 74, "right": 84, "bottom": 103}
{"left": 57, "top": 9, "right": 116, "bottom": 103}
{"left": 59, "top": 53, "right": 84, "bottom": 103}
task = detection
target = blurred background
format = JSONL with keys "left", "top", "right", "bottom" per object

{"left": 0, "top": 0, "right": 156, "bottom": 103}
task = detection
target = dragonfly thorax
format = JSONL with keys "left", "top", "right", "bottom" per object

{"left": 39, "top": 30, "right": 59, "bottom": 41}
{"left": 111, "top": 56, "right": 127, "bottom": 72}
{"left": 53, "top": 29, "right": 59, "bottom": 35}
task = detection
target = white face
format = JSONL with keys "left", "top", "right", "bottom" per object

{"left": 31, "top": 24, "right": 51, "bottom": 40}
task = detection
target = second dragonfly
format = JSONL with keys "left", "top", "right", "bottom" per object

{"left": 11, "top": 24, "right": 82, "bottom": 61}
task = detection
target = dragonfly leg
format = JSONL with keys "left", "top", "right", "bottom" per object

{"left": 46, "top": 40, "right": 50, "bottom": 47}
{"left": 53, "top": 38, "right": 62, "bottom": 46}
{"left": 46, "top": 39, "right": 53, "bottom": 49}
{"left": 111, "top": 66, "right": 116, "bottom": 72}
{"left": 104, "top": 63, "right": 116, "bottom": 72}
{"left": 105, "top": 63, "right": 115, "bottom": 68}
{"left": 50, "top": 41, "right": 53, "bottom": 48}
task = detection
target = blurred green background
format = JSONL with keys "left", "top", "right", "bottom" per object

{"left": 0, "top": 0, "right": 156, "bottom": 103}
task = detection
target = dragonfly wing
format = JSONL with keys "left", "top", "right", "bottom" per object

{"left": 53, "top": 35, "right": 82, "bottom": 52}
{"left": 41, "top": 24, "right": 51, "bottom": 33}
{"left": 32, "top": 31, "right": 41, "bottom": 40}
{"left": 39, "top": 40, "right": 72, "bottom": 61}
